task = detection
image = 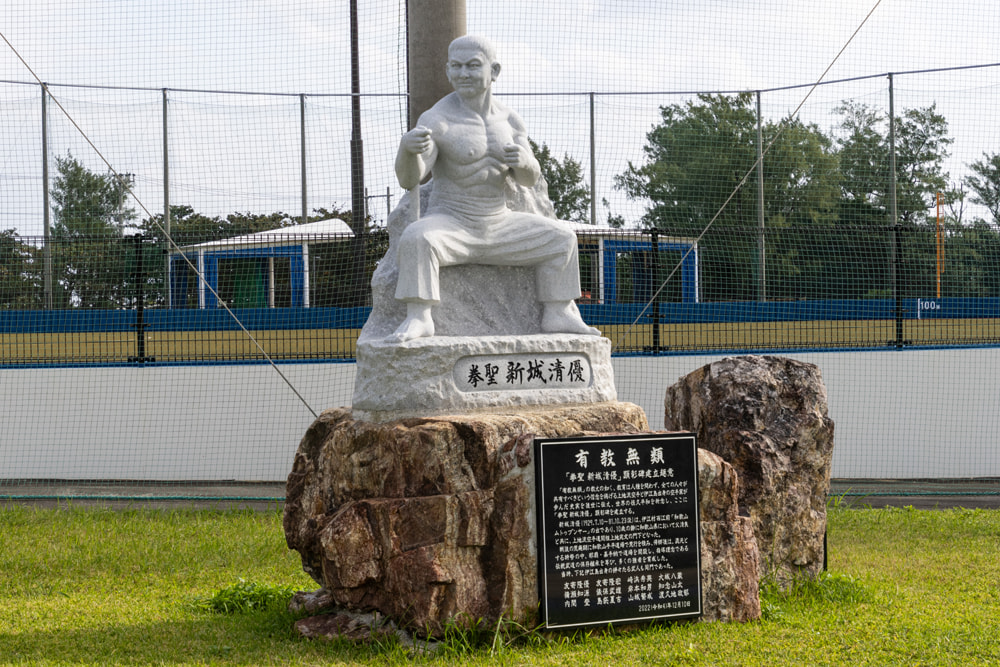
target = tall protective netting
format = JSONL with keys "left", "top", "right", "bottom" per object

{"left": 2, "top": 1, "right": 999, "bottom": 498}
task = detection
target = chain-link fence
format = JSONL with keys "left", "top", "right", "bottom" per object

{"left": 4, "top": 64, "right": 1000, "bottom": 356}
{"left": 3, "top": 1, "right": 1000, "bottom": 499}
{"left": 7, "top": 220, "right": 1000, "bottom": 369}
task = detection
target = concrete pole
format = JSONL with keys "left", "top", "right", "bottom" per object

{"left": 350, "top": 0, "right": 367, "bottom": 305}
{"left": 407, "top": 0, "right": 466, "bottom": 129}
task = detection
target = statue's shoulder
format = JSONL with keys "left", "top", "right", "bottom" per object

{"left": 506, "top": 107, "right": 528, "bottom": 133}
{"left": 414, "top": 95, "right": 460, "bottom": 134}
{"left": 489, "top": 98, "right": 526, "bottom": 130}
{"left": 427, "top": 93, "right": 462, "bottom": 117}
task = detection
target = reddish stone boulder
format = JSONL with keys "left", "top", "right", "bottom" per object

{"left": 696, "top": 449, "right": 761, "bottom": 622}
{"left": 665, "top": 355, "right": 835, "bottom": 587}
{"left": 284, "top": 402, "right": 761, "bottom": 637}
{"left": 284, "top": 403, "right": 648, "bottom": 635}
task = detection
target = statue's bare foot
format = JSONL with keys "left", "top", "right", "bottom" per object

{"left": 541, "top": 301, "right": 601, "bottom": 336}
{"left": 388, "top": 303, "right": 435, "bottom": 343}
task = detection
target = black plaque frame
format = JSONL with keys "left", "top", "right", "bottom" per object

{"left": 534, "top": 432, "right": 701, "bottom": 629}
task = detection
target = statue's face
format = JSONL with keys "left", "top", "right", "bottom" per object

{"left": 446, "top": 45, "right": 498, "bottom": 98}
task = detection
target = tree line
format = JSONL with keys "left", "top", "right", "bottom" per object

{"left": 0, "top": 143, "right": 587, "bottom": 310}
{"left": 0, "top": 153, "right": 384, "bottom": 309}
{"left": 617, "top": 93, "right": 1000, "bottom": 302}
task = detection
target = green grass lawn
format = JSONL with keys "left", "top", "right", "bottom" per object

{"left": 1, "top": 504, "right": 998, "bottom": 666}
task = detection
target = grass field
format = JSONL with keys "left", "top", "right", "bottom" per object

{"left": 1, "top": 504, "right": 998, "bottom": 666}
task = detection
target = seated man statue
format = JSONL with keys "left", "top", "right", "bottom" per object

{"left": 390, "top": 35, "right": 600, "bottom": 342}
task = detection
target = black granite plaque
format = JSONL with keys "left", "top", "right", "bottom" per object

{"left": 534, "top": 432, "right": 701, "bottom": 629}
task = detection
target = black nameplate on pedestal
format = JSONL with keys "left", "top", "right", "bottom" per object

{"left": 534, "top": 432, "right": 701, "bottom": 629}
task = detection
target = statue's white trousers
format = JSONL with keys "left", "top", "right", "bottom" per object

{"left": 395, "top": 210, "right": 582, "bottom": 304}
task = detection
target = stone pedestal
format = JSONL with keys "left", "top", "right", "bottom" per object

{"left": 283, "top": 402, "right": 760, "bottom": 637}
{"left": 352, "top": 333, "right": 617, "bottom": 420}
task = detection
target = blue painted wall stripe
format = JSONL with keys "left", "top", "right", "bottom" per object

{"left": 2, "top": 297, "right": 997, "bottom": 334}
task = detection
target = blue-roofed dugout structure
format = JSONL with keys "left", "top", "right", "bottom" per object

{"left": 168, "top": 218, "right": 355, "bottom": 309}
{"left": 574, "top": 228, "right": 700, "bottom": 305}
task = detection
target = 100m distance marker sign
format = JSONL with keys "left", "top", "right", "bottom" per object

{"left": 534, "top": 432, "right": 701, "bottom": 629}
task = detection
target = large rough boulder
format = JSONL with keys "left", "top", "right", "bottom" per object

{"left": 284, "top": 402, "right": 647, "bottom": 635}
{"left": 284, "top": 403, "right": 761, "bottom": 636}
{"left": 664, "top": 355, "right": 835, "bottom": 586}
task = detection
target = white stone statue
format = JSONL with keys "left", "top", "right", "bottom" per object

{"left": 390, "top": 35, "right": 600, "bottom": 342}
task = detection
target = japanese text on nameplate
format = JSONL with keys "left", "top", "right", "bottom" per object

{"left": 454, "top": 353, "right": 592, "bottom": 392}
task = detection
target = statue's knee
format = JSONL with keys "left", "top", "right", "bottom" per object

{"left": 555, "top": 225, "right": 577, "bottom": 249}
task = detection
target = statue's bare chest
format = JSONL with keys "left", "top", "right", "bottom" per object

{"left": 437, "top": 116, "right": 516, "bottom": 167}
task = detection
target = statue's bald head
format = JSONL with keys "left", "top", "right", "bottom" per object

{"left": 448, "top": 35, "right": 498, "bottom": 65}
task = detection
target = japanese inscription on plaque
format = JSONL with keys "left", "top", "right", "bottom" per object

{"left": 534, "top": 432, "right": 702, "bottom": 629}
{"left": 454, "top": 353, "right": 592, "bottom": 393}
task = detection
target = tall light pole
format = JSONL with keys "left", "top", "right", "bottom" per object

{"left": 406, "top": 0, "right": 466, "bottom": 129}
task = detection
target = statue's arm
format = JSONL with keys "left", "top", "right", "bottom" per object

{"left": 395, "top": 124, "right": 437, "bottom": 190}
{"left": 504, "top": 113, "right": 541, "bottom": 188}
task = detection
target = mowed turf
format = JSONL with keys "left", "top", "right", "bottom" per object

{"left": 0, "top": 504, "right": 998, "bottom": 666}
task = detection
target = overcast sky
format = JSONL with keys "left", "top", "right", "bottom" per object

{"left": 4, "top": 1, "right": 996, "bottom": 93}
{"left": 1, "top": 0, "right": 998, "bottom": 235}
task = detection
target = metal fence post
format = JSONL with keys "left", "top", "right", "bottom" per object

{"left": 590, "top": 92, "right": 597, "bottom": 226}
{"left": 163, "top": 88, "right": 171, "bottom": 308}
{"left": 650, "top": 229, "right": 661, "bottom": 351}
{"left": 300, "top": 93, "right": 308, "bottom": 226}
{"left": 41, "top": 83, "right": 53, "bottom": 309}
{"left": 756, "top": 90, "right": 766, "bottom": 302}
{"left": 129, "top": 233, "right": 154, "bottom": 364}
{"left": 888, "top": 73, "right": 904, "bottom": 347}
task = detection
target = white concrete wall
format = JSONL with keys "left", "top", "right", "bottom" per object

{"left": 0, "top": 363, "right": 354, "bottom": 481}
{"left": 613, "top": 348, "right": 1000, "bottom": 479}
{"left": 2, "top": 348, "right": 998, "bottom": 481}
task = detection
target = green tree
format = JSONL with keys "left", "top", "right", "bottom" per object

{"left": 529, "top": 139, "right": 591, "bottom": 224}
{"left": 833, "top": 101, "right": 888, "bottom": 225}
{"left": 140, "top": 206, "right": 306, "bottom": 247}
{"left": 50, "top": 153, "right": 135, "bottom": 307}
{"left": 966, "top": 152, "right": 1000, "bottom": 226}
{"left": 895, "top": 105, "right": 953, "bottom": 225}
{"left": 754, "top": 115, "right": 841, "bottom": 300}
{"left": 616, "top": 94, "right": 758, "bottom": 301}
{"left": 836, "top": 101, "right": 953, "bottom": 225}
{"left": 0, "top": 229, "right": 42, "bottom": 309}
{"left": 616, "top": 93, "right": 839, "bottom": 301}
{"left": 933, "top": 219, "right": 1000, "bottom": 298}
{"left": 835, "top": 101, "right": 954, "bottom": 299}
{"left": 927, "top": 158, "right": 1000, "bottom": 299}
